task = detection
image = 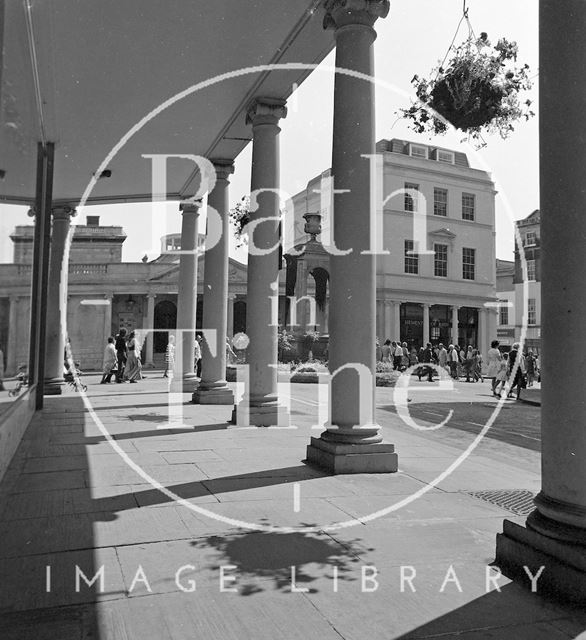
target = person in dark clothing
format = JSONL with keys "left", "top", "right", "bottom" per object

{"left": 418, "top": 342, "right": 435, "bottom": 382}
{"left": 115, "top": 328, "right": 128, "bottom": 383}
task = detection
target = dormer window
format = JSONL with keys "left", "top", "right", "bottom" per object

{"left": 437, "top": 149, "right": 455, "bottom": 164}
{"left": 409, "top": 143, "right": 428, "bottom": 159}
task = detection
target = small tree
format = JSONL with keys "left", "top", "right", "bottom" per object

{"left": 278, "top": 329, "right": 296, "bottom": 362}
{"left": 229, "top": 196, "right": 251, "bottom": 248}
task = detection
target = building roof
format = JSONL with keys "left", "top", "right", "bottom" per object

{"left": 376, "top": 138, "right": 471, "bottom": 168}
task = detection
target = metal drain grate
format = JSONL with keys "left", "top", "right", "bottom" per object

{"left": 465, "top": 490, "right": 536, "bottom": 516}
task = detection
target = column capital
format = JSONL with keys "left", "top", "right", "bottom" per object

{"left": 179, "top": 199, "right": 203, "bottom": 216}
{"left": 211, "top": 159, "right": 235, "bottom": 181}
{"left": 323, "top": 0, "right": 389, "bottom": 30}
{"left": 52, "top": 205, "right": 77, "bottom": 221}
{"left": 146, "top": 293, "right": 157, "bottom": 300}
{"left": 246, "top": 97, "right": 287, "bottom": 127}
{"left": 9, "top": 295, "right": 19, "bottom": 303}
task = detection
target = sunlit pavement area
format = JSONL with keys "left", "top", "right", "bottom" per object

{"left": 0, "top": 373, "right": 582, "bottom": 639}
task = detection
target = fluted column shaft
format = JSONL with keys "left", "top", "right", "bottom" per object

{"left": 44, "top": 206, "right": 76, "bottom": 395}
{"left": 174, "top": 202, "right": 200, "bottom": 392}
{"left": 194, "top": 161, "right": 234, "bottom": 405}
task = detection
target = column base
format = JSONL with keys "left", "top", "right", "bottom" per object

{"left": 495, "top": 518, "right": 586, "bottom": 603}
{"left": 44, "top": 377, "right": 64, "bottom": 396}
{"left": 230, "top": 402, "right": 290, "bottom": 427}
{"left": 193, "top": 382, "right": 234, "bottom": 405}
{"left": 170, "top": 374, "right": 199, "bottom": 394}
{"left": 306, "top": 436, "right": 398, "bottom": 474}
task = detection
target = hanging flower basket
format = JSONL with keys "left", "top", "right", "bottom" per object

{"left": 229, "top": 196, "right": 251, "bottom": 248}
{"left": 401, "top": 33, "right": 534, "bottom": 142}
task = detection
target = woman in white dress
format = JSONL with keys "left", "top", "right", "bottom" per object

{"left": 486, "top": 339, "right": 503, "bottom": 396}
{"left": 125, "top": 331, "right": 143, "bottom": 382}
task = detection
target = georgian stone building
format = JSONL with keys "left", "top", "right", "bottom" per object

{"left": 0, "top": 218, "right": 250, "bottom": 374}
{"left": 288, "top": 138, "right": 499, "bottom": 355}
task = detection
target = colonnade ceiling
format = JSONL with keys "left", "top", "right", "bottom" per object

{"left": 0, "top": 0, "right": 332, "bottom": 207}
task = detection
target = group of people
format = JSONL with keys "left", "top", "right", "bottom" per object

{"left": 101, "top": 328, "right": 143, "bottom": 384}
{"left": 485, "top": 340, "right": 539, "bottom": 400}
{"left": 378, "top": 338, "right": 540, "bottom": 400}
{"left": 378, "top": 339, "right": 483, "bottom": 382}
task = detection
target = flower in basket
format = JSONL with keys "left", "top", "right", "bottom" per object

{"left": 401, "top": 33, "right": 534, "bottom": 144}
{"left": 229, "top": 196, "right": 251, "bottom": 248}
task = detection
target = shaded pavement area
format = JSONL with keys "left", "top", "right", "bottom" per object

{"left": 0, "top": 373, "right": 582, "bottom": 639}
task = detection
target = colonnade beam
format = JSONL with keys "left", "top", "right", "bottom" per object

{"left": 495, "top": 0, "right": 586, "bottom": 602}
{"left": 306, "top": 0, "right": 397, "bottom": 473}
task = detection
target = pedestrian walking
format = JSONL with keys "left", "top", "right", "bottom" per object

{"left": 194, "top": 333, "right": 203, "bottom": 377}
{"left": 418, "top": 342, "right": 434, "bottom": 382}
{"left": 100, "top": 337, "right": 117, "bottom": 384}
{"left": 125, "top": 331, "right": 143, "bottom": 382}
{"left": 508, "top": 342, "right": 526, "bottom": 400}
{"left": 525, "top": 351, "right": 536, "bottom": 387}
{"left": 495, "top": 352, "right": 509, "bottom": 397}
{"left": 115, "top": 328, "right": 128, "bottom": 383}
{"left": 392, "top": 341, "right": 403, "bottom": 371}
{"left": 437, "top": 343, "right": 448, "bottom": 372}
{"left": 486, "top": 340, "right": 502, "bottom": 396}
{"left": 447, "top": 344, "right": 459, "bottom": 379}
{"left": 381, "top": 339, "right": 392, "bottom": 364}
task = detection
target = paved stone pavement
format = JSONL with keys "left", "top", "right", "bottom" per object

{"left": 0, "top": 373, "right": 581, "bottom": 639}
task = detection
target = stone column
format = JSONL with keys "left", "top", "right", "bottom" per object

{"left": 383, "top": 300, "right": 392, "bottom": 341}
{"left": 233, "top": 98, "right": 288, "bottom": 426}
{"left": 451, "top": 305, "right": 459, "bottom": 345}
{"left": 306, "top": 0, "right": 396, "bottom": 473}
{"left": 44, "top": 205, "right": 76, "bottom": 395}
{"left": 103, "top": 293, "right": 113, "bottom": 340}
{"left": 144, "top": 293, "right": 155, "bottom": 367}
{"left": 227, "top": 294, "right": 235, "bottom": 338}
{"left": 477, "top": 307, "right": 487, "bottom": 356}
{"left": 194, "top": 160, "right": 234, "bottom": 405}
{"left": 392, "top": 301, "right": 401, "bottom": 342}
{"left": 6, "top": 296, "right": 19, "bottom": 376}
{"left": 422, "top": 303, "right": 430, "bottom": 346}
{"left": 173, "top": 201, "right": 200, "bottom": 392}
{"left": 496, "top": 0, "right": 586, "bottom": 601}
